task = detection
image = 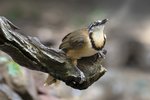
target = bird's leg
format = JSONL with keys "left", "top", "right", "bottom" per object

{"left": 98, "top": 49, "right": 107, "bottom": 59}
{"left": 72, "top": 59, "right": 85, "bottom": 84}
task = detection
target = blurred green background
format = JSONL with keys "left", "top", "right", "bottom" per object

{"left": 0, "top": 0, "right": 150, "bottom": 100}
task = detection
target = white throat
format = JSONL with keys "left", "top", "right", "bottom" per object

{"left": 91, "top": 26, "right": 105, "bottom": 48}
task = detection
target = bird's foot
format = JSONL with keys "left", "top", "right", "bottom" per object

{"left": 98, "top": 49, "right": 107, "bottom": 59}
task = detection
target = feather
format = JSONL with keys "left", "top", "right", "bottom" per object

{"left": 59, "top": 28, "right": 88, "bottom": 52}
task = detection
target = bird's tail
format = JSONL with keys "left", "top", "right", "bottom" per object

{"left": 44, "top": 75, "right": 60, "bottom": 86}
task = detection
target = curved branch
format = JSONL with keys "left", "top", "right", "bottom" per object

{"left": 0, "top": 16, "right": 107, "bottom": 90}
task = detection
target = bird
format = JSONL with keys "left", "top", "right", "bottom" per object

{"left": 44, "top": 19, "right": 108, "bottom": 86}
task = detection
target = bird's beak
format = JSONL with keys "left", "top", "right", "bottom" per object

{"left": 100, "top": 19, "right": 108, "bottom": 25}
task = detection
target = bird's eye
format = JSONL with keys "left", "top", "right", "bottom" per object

{"left": 95, "top": 22, "right": 99, "bottom": 26}
{"left": 93, "top": 21, "right": 101, "bottom": 26}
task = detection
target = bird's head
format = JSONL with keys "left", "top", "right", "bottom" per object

{"left": 88, "top": 19, "right": 108, "bottom": 33}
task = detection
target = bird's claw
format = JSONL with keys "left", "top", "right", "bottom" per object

{"left": 98, "top": 49, "right": 107, "bottom": 59}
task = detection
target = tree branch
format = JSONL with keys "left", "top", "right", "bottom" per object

{"left": 0, "top": 16, "right": 107, "bottom": 90}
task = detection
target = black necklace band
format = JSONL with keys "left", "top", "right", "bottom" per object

{"left": 89, "top": 32, "right": 106, "bottom": 51}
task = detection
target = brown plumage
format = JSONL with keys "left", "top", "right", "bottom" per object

{"left": 44, "top": 19, "right": 108, "bottom": 86}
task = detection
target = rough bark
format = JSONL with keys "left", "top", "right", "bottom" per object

{"left": 0, "top": 16, "right": 107, "bottom": 90}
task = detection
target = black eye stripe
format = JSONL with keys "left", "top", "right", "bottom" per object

{"left": 88, "top": 21, "right": 101, "bottom": 29}
{"left": 95, "top": 22, "right": 100, "bottom": 26}
{"left": 88, "top": 24, "right": 94, "bottom": 32}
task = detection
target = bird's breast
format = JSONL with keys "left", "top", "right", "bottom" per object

{"left": 89, "top": 31, "right": 105, "bottom": 50}
{"left": 66, "top": 36, "right": 98, "bottom": 59}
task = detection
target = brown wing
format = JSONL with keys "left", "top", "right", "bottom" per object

{"left": 59, "top": 28, "right": 87, "bottom": 52}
